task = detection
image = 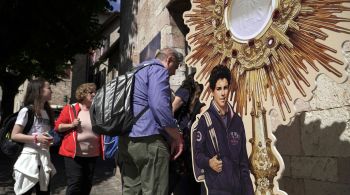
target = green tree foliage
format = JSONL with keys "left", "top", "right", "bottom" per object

{"left": 0, "top": 0, "right": 113, "bottom": 120}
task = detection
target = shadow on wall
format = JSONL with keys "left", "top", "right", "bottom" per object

{"left": 119, "top": 0, "right": 140, "bottom": 74}
{"left": 274, "top": 113, "right": 350, "bottom": 195}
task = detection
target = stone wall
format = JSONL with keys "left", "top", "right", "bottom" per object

{"left": 13, "top": 77, "right": 71, "bottom": 112}
{"left": 274, "top": 68, "right": 350, "bottom": 195}
{"left": 70, "top": 54, "right": 89, "bottom": 103}
{"left": 51, "top": 78, "right": 71, "bottom": 107}
{"left": 134, "top": 0, "right": 186, "bottom": 56}
{"left": 118, "top": 0, "right": 187, "bottom": 88}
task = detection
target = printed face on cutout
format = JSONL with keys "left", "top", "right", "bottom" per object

{"left": 212, "top": 78, "right": 229, "bottom": 111}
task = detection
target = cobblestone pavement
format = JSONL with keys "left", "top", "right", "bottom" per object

{"left": 0, "top": 148, "right": 122, "bottom": 195}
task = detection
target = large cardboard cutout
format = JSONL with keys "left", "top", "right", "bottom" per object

{"left": 185, "top": 0, "right": 350, "bottom": 194}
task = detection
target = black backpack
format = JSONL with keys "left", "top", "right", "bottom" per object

{"left": 90, "top": 62, "right": 161, "bottom": 136}
{"left": 0, "top": 107, "right": 35, "bottom": 159}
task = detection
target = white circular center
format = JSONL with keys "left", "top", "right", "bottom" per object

{"left": 225, "top": 0, "right": 276, "bottom": 42}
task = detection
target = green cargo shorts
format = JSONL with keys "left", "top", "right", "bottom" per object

{"left": 118, "top": 135, "right": 170, "bottom": 195}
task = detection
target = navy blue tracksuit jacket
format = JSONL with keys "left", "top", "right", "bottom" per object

{"left": 194, "top": 102, "right": 254, "bottom": 195}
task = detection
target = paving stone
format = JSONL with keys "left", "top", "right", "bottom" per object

{"left": 0, "top": 151, "right": 122, "bottom": 195}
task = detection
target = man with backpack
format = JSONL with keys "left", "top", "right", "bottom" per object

{"left": 117, "top": 47, "right": 184, "bottom": 195}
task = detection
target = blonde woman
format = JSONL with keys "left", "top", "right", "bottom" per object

{"left": 55, "top": 83, "right": 103, "bottom": 195}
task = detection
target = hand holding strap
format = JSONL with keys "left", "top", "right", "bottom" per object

{"left": 203, "top": 112, "right": 220, "bottom": 160}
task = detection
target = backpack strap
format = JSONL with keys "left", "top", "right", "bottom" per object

{"left": 133, "top": 62, "right": 163, "bottom": 74}
{"left": 23, "top": 106, "right": 35, "bottom": 135}
{"left": 131, "top": 62, "right": 163, "bottom": 124}
{"left": 133, "top": 105, "right": 149, "bottom": 123}
{"left": 203, "top": 112, "right": 220, "bottom": 159}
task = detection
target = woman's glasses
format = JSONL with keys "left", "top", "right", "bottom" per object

{"left": 86, "top": 91, "right": 96, "bottom": 95}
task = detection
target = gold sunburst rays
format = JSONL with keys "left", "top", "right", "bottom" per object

{"left": 184, "top": 0, "right": 350, "bottom": 121}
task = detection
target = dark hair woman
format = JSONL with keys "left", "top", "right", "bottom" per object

{"left": 170, "top": 72, "right": 205, "bottom": 195}
{"left": 11, "top": 78, "right": 56, "bottom": 195}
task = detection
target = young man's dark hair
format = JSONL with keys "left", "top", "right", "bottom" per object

{"left": 209, "top": 65, "right": 232, "bottom": 90}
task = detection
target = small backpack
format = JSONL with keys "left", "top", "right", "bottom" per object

{"left": 90, "top": 62, "right": 161, "bottom": 136}
{"left": 0, "top": 107, "right": 35, "bottom": 159}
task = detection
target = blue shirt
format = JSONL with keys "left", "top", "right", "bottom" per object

{"left": 130, "top": 59, "right": 178, "bottom": 137}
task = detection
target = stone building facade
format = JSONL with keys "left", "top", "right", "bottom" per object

{"left": 70, "top": 11, "right": 120, "bottom": 102}
{"left": 76, "top": 0, "right": 191, "bottom": 96}
{"left": 13, "top": 75, "right": 71, "bottom": 112}
{"left": 117, "top": 0, "right": 191, "bottom": 91}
